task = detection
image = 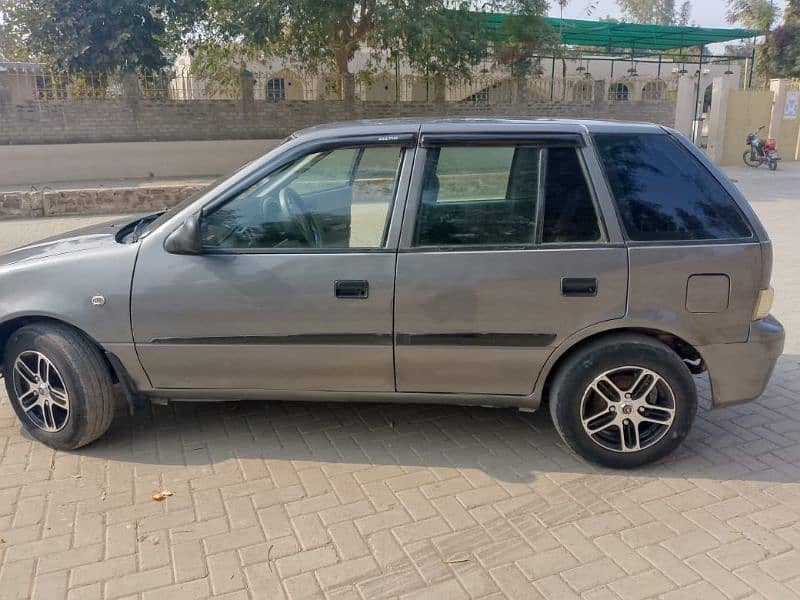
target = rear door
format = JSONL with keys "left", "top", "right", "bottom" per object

{"left": 393, "top": 132, "right": 628, "bottom": 395}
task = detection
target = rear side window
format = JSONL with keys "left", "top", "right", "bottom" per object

{"left": 413, "top": 144, "right": 604, "bottom": 247}
{"left": 413, "top": 146, "right": 539, "bottom": 246}
{"left": 593, "top": 133, "right": 752, "bottom": 241}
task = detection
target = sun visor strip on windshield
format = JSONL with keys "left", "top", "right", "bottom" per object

{"left": 420, "top": 132, "right": 585, "bottom": 147}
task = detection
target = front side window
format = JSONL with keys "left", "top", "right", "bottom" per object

{"left": 593, "top": 133, "right": 753, "bottom": 241}
{"left": 412, "top": 144, "right": 603, "bottom": 247}
{"left": 202, "top": 145, "right": 403, "bottom": 250}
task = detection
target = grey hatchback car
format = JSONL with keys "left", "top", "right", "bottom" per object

{"left": 0, "top": 118, "right": 784, "bottom": 468}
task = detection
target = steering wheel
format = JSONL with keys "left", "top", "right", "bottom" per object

{"left": 277, "top": 187, "right": 322, "bottom": 248}
{"left": 202, "top": 216, "right": 242, "bottom": 248}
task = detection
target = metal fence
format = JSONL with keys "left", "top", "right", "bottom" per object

{"left": 1, "top": 65, "right": 683, "bottom": 106}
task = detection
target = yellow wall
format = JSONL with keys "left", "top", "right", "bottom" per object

{"left": 780, "top": 116, "right": 800, "bottom": 160}
{"left": 720, "top": 90, "right": 773, "bottom": 166}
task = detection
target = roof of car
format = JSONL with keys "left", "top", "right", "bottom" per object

{"left": 294, "top": 117, "right": 666, "bottom": 141}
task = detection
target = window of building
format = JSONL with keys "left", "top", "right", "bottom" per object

{"left": 266, "top": 78, "right": 286, "bottom": 102}
{"left": 608, "top": 82, "right": 630, "bottom": 102}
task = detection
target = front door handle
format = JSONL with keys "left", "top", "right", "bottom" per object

{"left": 562, "top": 277, "right": 598, "bottom": 297}
{"left": 335, "top": 280, "right": 369, "bottom": 299}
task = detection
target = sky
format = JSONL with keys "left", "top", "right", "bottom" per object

{"left": 548, "top": 0, "right": 789, "bottom": 28}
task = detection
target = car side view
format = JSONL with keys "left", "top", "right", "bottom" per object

{"left": 0, "top": 118, "right": 784, "bottom": 468}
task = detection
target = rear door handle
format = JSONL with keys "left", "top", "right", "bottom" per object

{"left": 562, "top": 277, "right": 598, "bottom": 297}
{"left": 335, "top": 280, "right": 369, "bottom": 299}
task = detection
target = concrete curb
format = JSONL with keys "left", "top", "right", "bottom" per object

{"left": 0, "top": 183, "right": 204, "bottom": 219}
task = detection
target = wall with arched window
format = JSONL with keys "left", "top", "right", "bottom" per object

{"left": 261, "top": 68, "right": 304, "bottom": 101}
{"left": 608, "top": 82, "right": 630, "bottom": 102}
{"left": 570, "top": 79, "right": 595, "bottom": 102}
{"left": 642, "top": 80, "right": 668, "bottom": 101}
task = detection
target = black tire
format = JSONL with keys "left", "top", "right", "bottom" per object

{"left": 2, "top": 323, "right": 116, "bottom": 450}
{"left": 742, "top": 150, "right": 761, "bottom": 168}
{"left": 549, "top": 334, "right": 697, "bottom": 469}
{"left": 769, "top": 160, "right": 778, "bottom": 171}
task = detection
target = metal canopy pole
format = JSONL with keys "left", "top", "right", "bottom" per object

{"left": 748, "top": 37, "right": 756, "bottom": 89}
{"left": 692, "top": 44, "right": 705, "bottom": 144}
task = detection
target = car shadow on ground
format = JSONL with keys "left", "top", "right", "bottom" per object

{"left": 50, "top": 355, "right": 800, "bottom": 487}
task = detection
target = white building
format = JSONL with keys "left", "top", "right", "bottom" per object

{"left": 171, "top": 47, "right": 741, "bottom": 104}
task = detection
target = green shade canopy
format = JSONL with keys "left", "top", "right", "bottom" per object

{"left": 481, "top": 13, "right": 758, "bottom": 52}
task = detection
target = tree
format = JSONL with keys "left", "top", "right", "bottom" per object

{"left": 761, "top": 0, "right": 800, "bottom": 78}
{"left": 388, "top": 1, "right": 491, "bottom": 101}
{"left": 676, "top": 1, "right": 691, "bottom": 25}
{"left": 199, "top": 0, "right": 391, "bottom": 101}
{"left": 200, "top": 0, "right": 549, "bottom": 102}
{"left": 616, "top": 0, "right": 692, "bottom": 25}
{"left": 0, "top": 4, "right": 28, "bottom": 60}
{"left": 727, "top": 0, "right": 779, "bottom": 32}
{"left": 726, "top": 0, "right": 779, "bottom": 81}
{"left": 1, "top": 0, "right": 202, "bottom": 71}
{"left": 549, "top": 1, "right": 599, "bottom": 100}
{"left": 492, "top": 11, "right": 555, "bottom": 100}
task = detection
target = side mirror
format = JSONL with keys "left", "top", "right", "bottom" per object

{"left": 164, "top": 211, "right": 203, "bottom": 255}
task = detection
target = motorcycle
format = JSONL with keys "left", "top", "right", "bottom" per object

{"left": 743, "top": 125, "right": 780, "bottom": 171}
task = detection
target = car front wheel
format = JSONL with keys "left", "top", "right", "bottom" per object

{"left": 549, "top": 334, "right": 697, "bottom": 468}
{"left": 3, "top": 323, "right": 116, "bottom": 450}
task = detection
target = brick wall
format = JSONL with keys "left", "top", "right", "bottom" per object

{"left": 0, "top": 98, "right": 676, "bottom": 145}
{"left": 0, "top": 183, "right": 203, "bottom": 219}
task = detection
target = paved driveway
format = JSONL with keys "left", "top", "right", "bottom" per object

{"left": 0, "top": 165, "right": 799, "bottom": 600}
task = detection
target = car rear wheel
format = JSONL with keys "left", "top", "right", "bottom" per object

{"left": 549, "top": 334, "right": 697, "bottom": 468}
{"left": 3, "top": 323, "right": 116, "bottom": 450}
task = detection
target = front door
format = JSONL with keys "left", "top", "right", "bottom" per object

{"left": 131, "top": 141, "right": 413, "bottom": 391}
{"left": 394, "top": 137, "right": 628, "bottom": 396}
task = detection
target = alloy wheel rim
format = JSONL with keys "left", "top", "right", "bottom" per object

{"left": 580, "top": 366, "right": 676, "bottom": 453}
{"left": 12, "top": 351, "right": 70, "bottom": 433}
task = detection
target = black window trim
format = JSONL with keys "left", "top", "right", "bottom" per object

{"left": 409, "top": 141, "right": 609, "bottom": 251}
{"left": 201, "top": 133, "right": 416, "bottom": 216}
{"left": 591, "top": 131, "right": 755, "bottom": 245}
{"left": 399, "top": 242, "right": 626, "bottom": 253}
{"left": 420, "top": 132, "right": 585, "bottom": 148}
{"left": 199, "top": 136, "right": 412, "bottom": 255}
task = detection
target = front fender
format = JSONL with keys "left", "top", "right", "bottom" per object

{"left": 0, "top": 244, "right": 138, "bottom": 347}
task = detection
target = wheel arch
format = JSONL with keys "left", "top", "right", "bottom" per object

{"left": 533, "top": 325, "right": 704, "bottom": 410}
{"left": 0, "top": 315, "right": 118, "bottom": 384}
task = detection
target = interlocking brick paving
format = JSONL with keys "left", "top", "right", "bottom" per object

{"left": 0, "top": 164, "right": 798, "bottom": 599}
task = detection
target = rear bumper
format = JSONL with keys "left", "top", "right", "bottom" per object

{"left": 699, "top": 315, "right": 785, "bottom": 408}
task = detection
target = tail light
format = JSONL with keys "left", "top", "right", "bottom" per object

{"left": 765, "top": 138, "right": 777, "bottom": 151}
{"left": 753, "top": 287, "right": 775, "bottom": 321}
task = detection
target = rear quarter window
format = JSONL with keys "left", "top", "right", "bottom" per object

{"left": 593, "top": 133, "right": 752, "bottom": 242}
